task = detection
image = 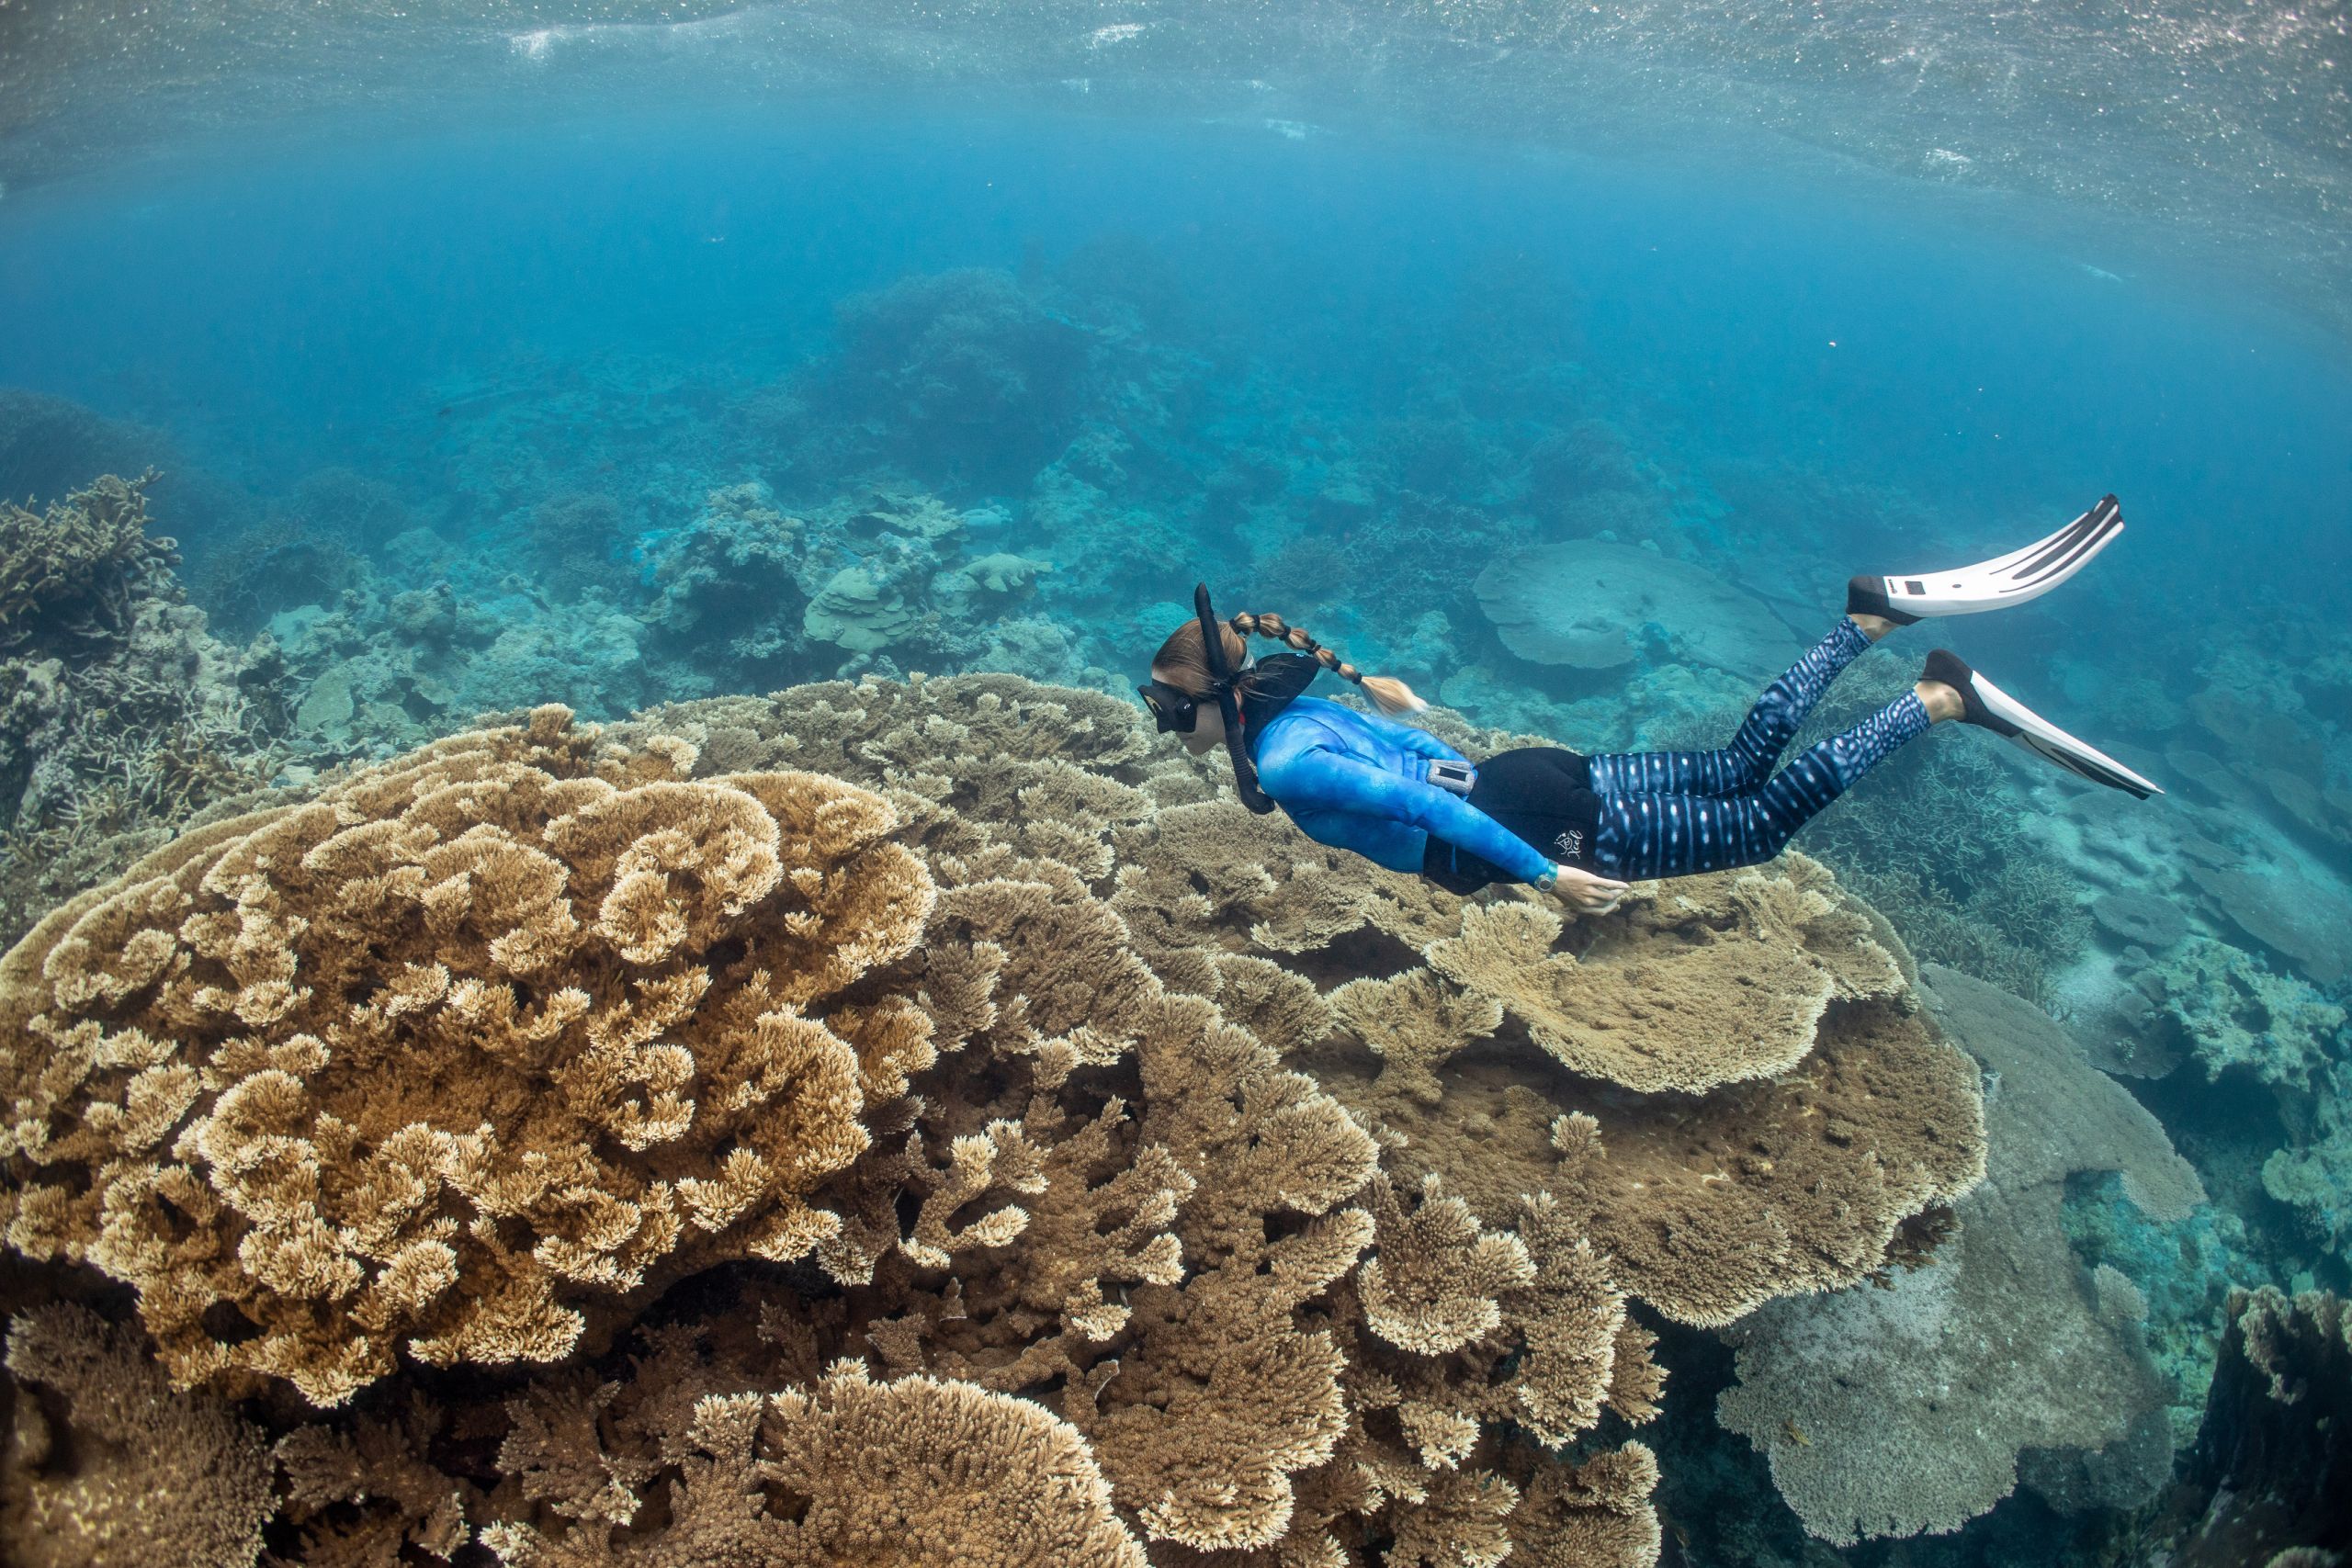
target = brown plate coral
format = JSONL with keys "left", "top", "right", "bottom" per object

{"left": 1, "top": 674, "right": 1988, "bottom": 1567}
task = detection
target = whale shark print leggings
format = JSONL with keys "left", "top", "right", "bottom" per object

{"left": 1581, "top": 616, "right": 1932, "bottom": 879}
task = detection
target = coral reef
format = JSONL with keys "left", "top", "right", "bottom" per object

{"left": 2088, "top": 889, "right": 2187, "bottom": 952}
{"left": 636, "top": 484, "right": 1055, "bottom": 681}
{"left": 0, "top": 705, "right": 934, "bottom": 1404}
{"left": 271, "top": 569, "right": 658, "bottom": 755}
{"left": 667, "top": 674, "right": 1985, "bottom": 1318}
{"left": 817, "top": 268, "right": 1101, "bottom": 489}
{"left": 3, "top": 221, "right": 2346, "bottom": 1568}
{"left": 484, "top": 1364, "right": 1152, "bottom": 1566}
{"left": 2263, "top": 1055, "right": 2352, "bottom": 1258}
{"left": 249, "top": 477, "right": 1073, "bottom": 770}
{"left": 1716, "top": 964, "right": 2204, "bottom": 1546}
{"left": 0, "top": 468, "right": 174, "bottom": 637}
{"left": 2062, "top": 1168, "right": 2275, "bottom": 1453}
{"left": 614, "top": 675, "right": 1677, "bottom": 1561}
{"left": 2123, "top": 1288, "right": 2352, "bottom": 1566}
{"left": 185, "top": 467, "right": 404, "bottom": 637}
{"left": 2156, "top": 936, "right": 2346, "bottom": 1091}
{"left": 271, "top": 1393, "right": 477, "bottom": 1563}
{"left": 2187, "top": 859, "right": 2352, "bottom": 988}
{"left": 1, "top": 1303, "right": 274, "bottom": 1568}
{"left": 1419, "top": 860, "right": 1907, "bottom": 1095}
{"left": 0, "top": 473, "right": 286, "bottom": 946}
{"left": 0, "top": 672, "right": 1996, "bottom": 1566}
{"left": 2183, "top": 670, "right": 2352, "bottom": 864}
{"left": 523, "top": 489, "right": 633, "bottom": 603}
{"left": 639, "top": 481, "right": 808, "bottom": 658}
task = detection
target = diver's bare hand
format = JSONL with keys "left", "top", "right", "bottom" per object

{"left": 1542, "top": 863, "right": 1629, "bottom": 916}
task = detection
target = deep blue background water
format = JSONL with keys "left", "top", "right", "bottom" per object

{"left": 5, "top": 108, "right": 2347, "bottom": 600}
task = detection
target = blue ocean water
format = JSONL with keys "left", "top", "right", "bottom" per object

{"left": 3, "top": 13, "right": 2350, "bottom": 1566}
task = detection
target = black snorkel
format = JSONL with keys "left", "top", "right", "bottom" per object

{"left": 1193, "top": 582, "right": 1278, "bottom": 815}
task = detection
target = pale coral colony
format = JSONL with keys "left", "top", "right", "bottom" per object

{"left": 0, "top": 252, "right": 2346, "bottom": 1568}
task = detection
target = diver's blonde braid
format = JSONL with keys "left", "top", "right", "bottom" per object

{"left": 1229, "top": 612, "right": 1427, "bottom": 716}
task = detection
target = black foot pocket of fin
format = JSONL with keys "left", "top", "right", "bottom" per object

{"left": 1847, "top": 575, "right": 1921, "bottom": 626}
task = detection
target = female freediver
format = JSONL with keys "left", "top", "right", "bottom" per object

{"left": 1138, "top": 496, "right": 2158, "bottom": 917}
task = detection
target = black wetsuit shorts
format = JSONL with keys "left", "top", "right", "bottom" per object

{"left": 1421, "top": 747, "right": 1604, "bottom": 894}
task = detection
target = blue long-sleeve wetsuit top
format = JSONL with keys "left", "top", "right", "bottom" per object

{"left": 1248, "top": 697, "right": 1555, "bottom": 886}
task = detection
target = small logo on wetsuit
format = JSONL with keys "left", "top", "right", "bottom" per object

{"left": 1554, "top": 829, "right": 1585, "bottom": 862}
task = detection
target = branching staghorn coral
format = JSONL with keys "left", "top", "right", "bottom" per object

{"left": 0, "top": 472, "right": 286, "bottom": 948}
{"left": 0, "top": 705, "right": 934, "bottom": 1404}
{"left": 1360, "top": 1171, "right": 1535, "bottom": 1356}
{"left": 1329, "top": 965, "right": 1503, "bottom": 1105}
{"left": 274, "top": 1394, "right": 477, "bottom": 1566}
{"left": 2, "top": 1303, "right": 274, "bottom": 1568}
{"left": 0, "top": 472, "right": 175, "bottom": 649}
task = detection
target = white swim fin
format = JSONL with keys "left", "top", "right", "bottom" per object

{"left": 1849, "top": 494, "right": 2124, "bottom": 624}
{"left": 1924, "top": 649, "right": 2162, "bottom": 799}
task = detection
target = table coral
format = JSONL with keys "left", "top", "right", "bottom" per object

{"left": 1422, "top": 857, "right": 1905, "bottom": 1095}
{"left": 1474, "top": 538, "right": 1798, "bottom": 677}
{"left": 484, "top": 1364, "right": 1150, "bottom": 1567}
{"left": 0, "top": 705, "right": 933, "bottom": 1404}
{"left": 2089, "top": 889, "right": 2187, "bottom": 952}
{"left": 2188, "top": 860, "right": 2352, "bottom": 988}
{"left": 611, "top": 676, "right": 1980, "bottom": 1542}
{"left": 1716, "top": 964, "right": 2204, "bottom": 1545}
{"left": 0, "top": 672, "right": 1998, "bottom": 1568}
{"left": 641, "top": 674, "right": 1982, "bottom": 1332}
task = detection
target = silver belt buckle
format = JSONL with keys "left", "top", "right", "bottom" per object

{"left": 1428, "top": 760, "right": 1476, "bottom": 797}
